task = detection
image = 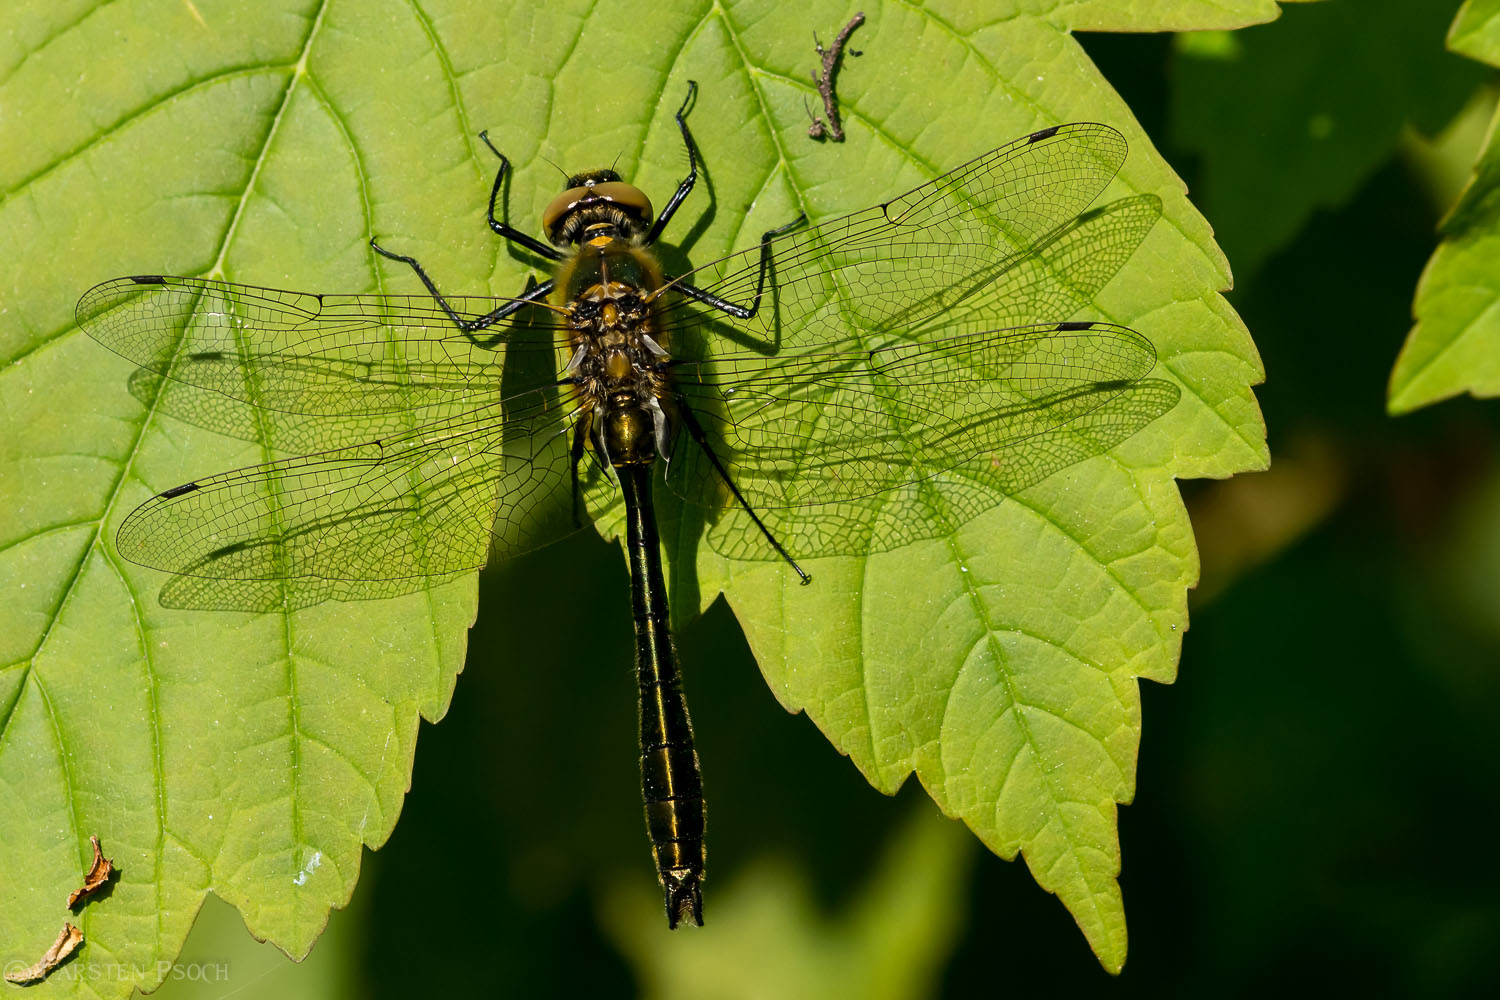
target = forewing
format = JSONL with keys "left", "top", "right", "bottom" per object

{"left": 116, "top": 387, "right": 575, "bottom": 583}
{"left": 659, "top": 123, "right": 1128, "bottom": 352}
{"left": 76, "top": 275, "right": 562, "bottom": 418}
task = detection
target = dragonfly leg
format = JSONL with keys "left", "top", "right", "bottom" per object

{"left": 672, "top": 395, "right": 811, "bottom": 584}
{"left": 569, "top": 415, "right": 590, "bottom": 528}
{"left": 667, "top": 213, "right": 806, "bottom": 319}
{"left": 476, "top": 130, "right": 565, "bottom": 262}
{"left": 466, "top": 273, "right": 560, "bottom": 349}
{"left": 644, "top": 82, "right": 701, "bottom": 246}
{"left": 369, "top": 238, "right": 554, "bottom": 346}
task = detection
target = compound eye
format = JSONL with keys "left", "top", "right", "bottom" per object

{"left": 542, "top": 185, "right": 591, "bottom": 240}
{"left": 590, "top": 182, "right": 653, "bottom": 227}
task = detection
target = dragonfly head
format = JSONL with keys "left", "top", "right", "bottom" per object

{"left": 544, "top": 169, "right": 654, "bottom": 247}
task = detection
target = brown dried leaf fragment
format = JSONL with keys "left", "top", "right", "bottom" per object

{"left": 67, "top": 835, "right": 117, "bottom": 908}
{"left": 4, "top": 923, "right": 84, "bottom": 984}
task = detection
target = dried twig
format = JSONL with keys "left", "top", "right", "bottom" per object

{"left": 807, "top": 12, "right": 865, "bottom": 142}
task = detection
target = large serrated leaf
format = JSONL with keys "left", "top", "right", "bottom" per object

{"left": 0, "top": 0, "right": 1269, "bottom": 988}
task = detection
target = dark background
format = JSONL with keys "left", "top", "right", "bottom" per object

{"left": 170, "top": 3, "right": 1500, "bottom": 995}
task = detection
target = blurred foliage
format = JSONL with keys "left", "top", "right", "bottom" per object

{"left": 148, "top": 893, "right": 361, "bottom": 1000}
{"left": 600, "top": 805, "right": 971, "bottom": 1000}
{"left": 1170, "top": 0, "right": 1485, "bottom": 277}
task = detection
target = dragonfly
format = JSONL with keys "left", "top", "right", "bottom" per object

{"left": 76, "top": 83, "right": 1179, "bottom": 928}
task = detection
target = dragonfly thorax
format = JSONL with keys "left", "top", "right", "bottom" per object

{"left": 562, "top": 245, "right": 672, "bottom": 468}
{"left": 568, "top": 284, "right": 651, "bottom": 338}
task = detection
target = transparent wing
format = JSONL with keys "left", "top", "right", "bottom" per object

{"left": 648, "top": 127, "right": 1170, "bottom": 556}
{"left": 659, "top": 123, "right": 1129, "bottom": 351}
{"left": 116, "top": 386, "right": 576, "bottom": 582}
{"left": 76, "top": 275, "right": 563, "bottom": 418}
{"left": 89, "top": 122, "right": 1167, "bottom": 582}
{"left": 915, "top": 193, "right": 1163, "bottom": 336}
{"left": 700, "top": 376, "right": 1180, "bottom": 559}
{"left": 121, "top": 367, "right": 461, "bottom": 453}
{"left": 668, "top": 321, "right": 1161, "bottom": 512}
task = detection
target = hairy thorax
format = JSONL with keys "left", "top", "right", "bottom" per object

{"left": 559, "top": 233, "right": 672, "bottom": 467}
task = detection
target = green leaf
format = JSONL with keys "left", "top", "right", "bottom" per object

{"left": 2, "top": 1, "right": 481, "bottom": 995}
{"left": 1449, "top": 0, "right": 1500, "bottom": 65}
{"left": 1390, "top": 2, "right": 1500, "bottom": 413}
{"left": 0, "top": 0, "right": 1266, "bottom": 987}
{"left": 1170, "top": 0, "right": 1485, "bottom": 277}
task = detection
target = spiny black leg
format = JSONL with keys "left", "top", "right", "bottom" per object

{"left": 469, "top": 275, "right": 558, "bottom": 348}
{"left": 370, "top": 238, "right": 553, "bottom": 345}
{"left": 665, "top": 214, "right": 806, "bottom": 319}
{"left": 469, "top": 278, "right": 555, "bottom": 345}
{"left": 673, "top": 395, "right": 810, "bottom": 585}
{"left": 672, "top": 277, "right": 767, "bottom": 318}
{"left": 476, "top": 130, "right": 566, "bottom": 262}
{"left": 645, "top": 82, "right": 701, "bottom": 246}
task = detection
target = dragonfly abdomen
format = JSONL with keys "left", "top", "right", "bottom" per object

{"left": 620, "top": 463, "right": 705, "bottom": 928}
